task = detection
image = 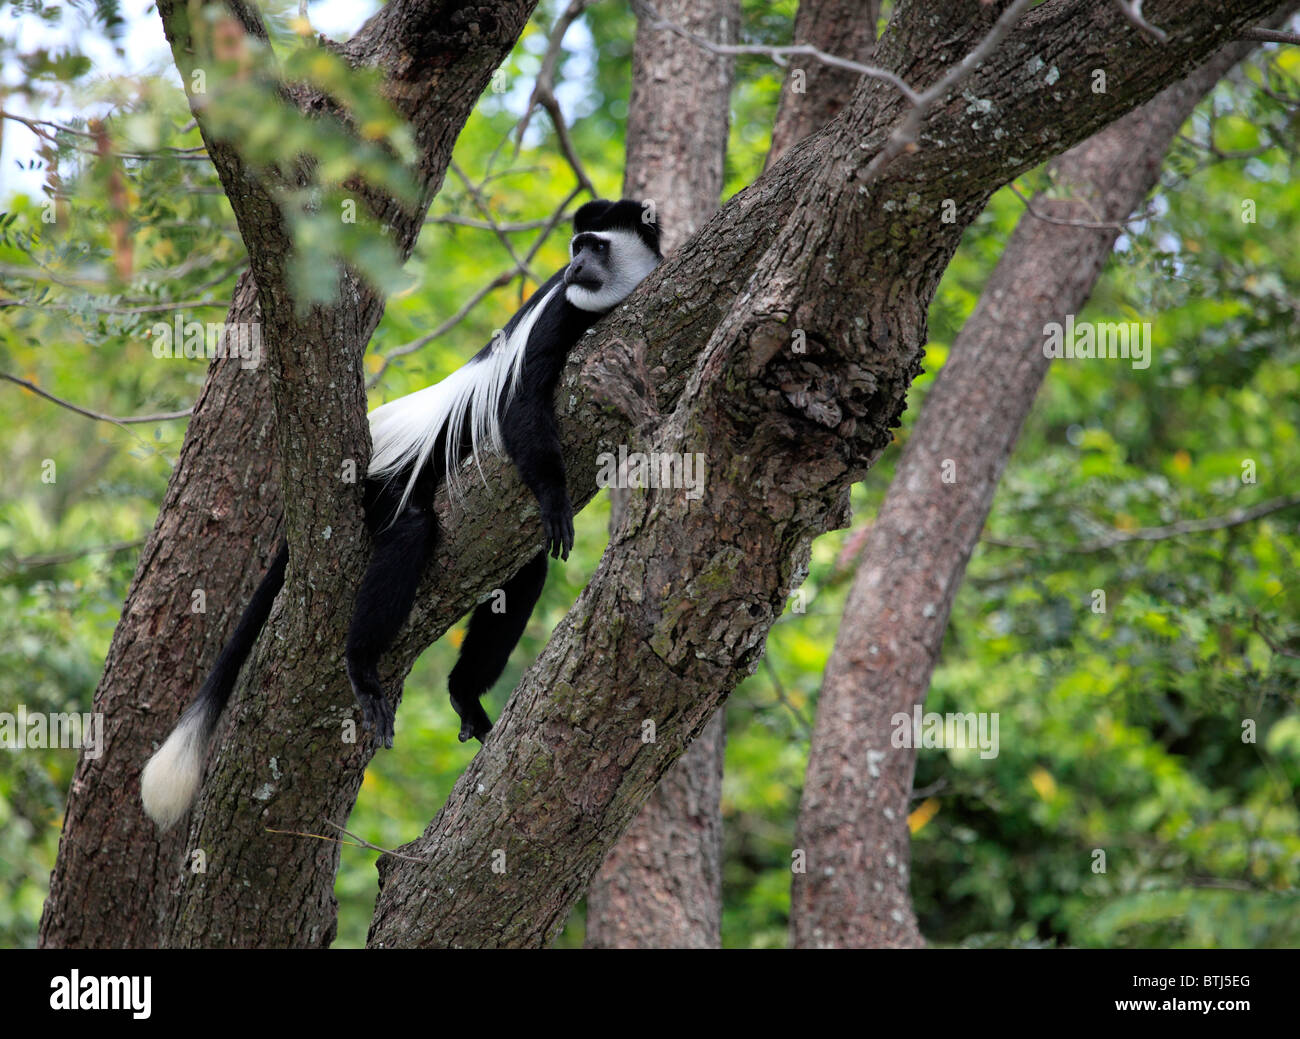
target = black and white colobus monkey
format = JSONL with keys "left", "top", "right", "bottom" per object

{"left": 140, "top": 199, "right": 662, "bottom": 830}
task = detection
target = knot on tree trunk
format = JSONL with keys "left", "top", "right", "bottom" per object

{"left": 581, "top": 336, "right": 663, "bottom": 431}
{"left": 752, "top": 329, "right": 896, "bottom": 467}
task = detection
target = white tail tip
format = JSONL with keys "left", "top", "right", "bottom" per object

{"left": 140, "top": 711, "right": 206, "bottom": 830}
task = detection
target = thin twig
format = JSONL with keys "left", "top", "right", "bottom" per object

{"left": 3, "top": 538, "right": 146, "bottom": 573}
{"left": 0, "top": 255, "right": 240, "bottom": 292}
{"left": 365, "top": 268, "right": 522, "bottom": 387}
{"left": 982, "top": 493, "right": 1300, "bottom": 553}
{"left": 265, "top": 821, "right": 436, "bottom": 864}
{"left": 516, "top": 0, "right": 593, "bottom": 144}
{"left": 1007, "top": 181, "right": 1155, "bottom": 232}
{"left": 1253, "top": 615, "right": 1300, "bottom": 659}
{"left": 450, "top": 161, "right": 536, "bottom": 280}
{"left": 511, "top": 0, "right": 597, "bottom": 196}
{"left": 1252, "top": 78, "right": 1300, "bottom": 108}
{"left": 763, "top": 655, "right": 814, "bottom": 736}
{"left": 538, "top": 89, "right": 597, "bottom": 196}
{"left": 631, "top": 0, "right": 920, "bottom": 103}
{"left": 1176, "top": 130, "right": 1272, "bottom": 163}
{"left": 1, "top": 109, "right": 205, "bottom": 150}
{"left": 425, "top": 213, "right": 569, "bottom": 231}
{"left": 0, "top": 296, "right": 226, "bottom": 314}
{"left": 1, "top": 372, "right": 193, "bottom": 426}
{"left": 0, "top": 110, "right": 210, "bottom": 161}
{"left": 1240, "top": 27, "right": 1300, "bottom": 46}
{"left": 911, "top": 777, "right": 949, "bottom": 802}
{"left": 522, "top": 185, "right": 584, "bottom": 266}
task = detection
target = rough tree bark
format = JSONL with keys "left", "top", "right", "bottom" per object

{"left": 39, "top": 0, "right": 540, "bottom": 949}
{"left": 620, "top": 0, "right": 736, "bottom": 256}
{"left": 363, "top": 1, "right": 1286, "bottom": 948}
{"left": 788, "top": 35, "right": 1277, "bottom": 949}
{"left": 584, "top": 0, "right": 737, "bottom": 950}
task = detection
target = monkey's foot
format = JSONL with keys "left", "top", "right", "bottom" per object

{"left": 453, "top": 701, "right": 493, "bottom": 744}
{"left": 358, "top": 692, "right": 395, "bottom": 749}
{"left": 347, "top": 657, "right": 396, "bottom": 749}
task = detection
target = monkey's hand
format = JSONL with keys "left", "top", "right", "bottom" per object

{"left": 358, "top": 692, "right": 395, "bottom": 749}
{"left": 347, "top": 658, "right": 395, "bottom": 749}
{"left": 541, "top": 495, "right": 574, "bottom": 561}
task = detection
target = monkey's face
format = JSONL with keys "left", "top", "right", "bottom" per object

{"left": 564, "top": 229, "right": 660, "bottom": 312}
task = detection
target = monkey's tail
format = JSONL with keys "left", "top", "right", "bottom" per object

{"left": 140, "top": 539, "right": 289, "bottom": 831}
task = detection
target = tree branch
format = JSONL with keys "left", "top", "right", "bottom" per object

{"left": 1240, "top": 26, "right": 1300, "bottom": 44}
{"left": 2, "top": 538, "right": 147, "bottom": 574}
{"left": 584, "top": 0, "right": 738, "bottom": 951}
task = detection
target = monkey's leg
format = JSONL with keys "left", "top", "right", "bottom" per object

{"left": 345, "top": 504, "right": 436, "bottom": 748}
{"left": 447, "top": 550, "right": 548, "bottom": 743}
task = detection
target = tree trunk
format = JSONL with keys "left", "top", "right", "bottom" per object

{"left": 38, "top": 276, "right": 279, "bottom": 949}
{"left": 620, "top": 0, "right": 736, "bottom": 256}
{"left": 765, "top": 0, "right": 879, "bottom": 167}
{"left": 582, "top": 0, "right": 737, "bottom": 951}
{"left": 585, "top": 713, "right": 727, "bottom": 947}
{"left": 788, "top": 35, "right": 1275, "bottom": 949}
{"left": 39, "top": 0, "right": 540, "bottom": 949}
{"left": 593, "top": 0, "right": 882, "bottom": 951}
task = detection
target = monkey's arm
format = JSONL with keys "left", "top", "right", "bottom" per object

{"left": 501, "top": 374, "right": 574, "bottom": 561}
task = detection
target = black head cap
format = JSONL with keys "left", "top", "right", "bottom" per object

{"left": 573, "top": 198, "right": 662, "bottom": 259}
